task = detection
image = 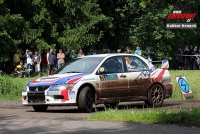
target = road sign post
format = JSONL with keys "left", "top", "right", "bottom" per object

{"left": 175, "top": 76, "right": 193, "bottom": 100}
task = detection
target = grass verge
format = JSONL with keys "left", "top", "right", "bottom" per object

{"left": 88, "top": 107, "right": 200, "bottom": 127}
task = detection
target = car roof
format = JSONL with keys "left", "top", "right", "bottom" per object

{"left": 83, "top": 53, "right": 141, "bottom": 58}
{"left": 82, "top": 54, "right": 154, "bottom": 67}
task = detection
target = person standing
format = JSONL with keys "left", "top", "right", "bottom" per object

{"left": 177, "top": 47, "right": 183, "bottom": 69}
{"left": 117, "top": 49, "right": 121, "bottom": 53}
{"left": 70, "top": 50, "right": 77, "bottom": 59}
{"left": 134, "top": 46, "right": 142, "bottom": 56}
{"left": 13, "top": 49, "right": 22, "bottom": 67}
{"left": 57, "top": 49, "right": 65, "bottom": 69}
{"left": 47, "top": 48, "right": 56, "bottom": 75}
{"left": 183, "top": 45, "right": 190, "bottom": 70}
{"left": 126, "top": 49, "right": 131, "bottom": 54}
{"left": 33, "top": 50, "right": 41, "bottom": 76}
{"left": 77, "top": 49, "right": 85, "bottom": 57}
{"left": 23, "top": 49, "right": 32, "bottom": 77}
{"left": 146, "top": 47, "right": 153, "bottom": 62}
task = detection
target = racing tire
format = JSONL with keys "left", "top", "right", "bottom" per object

{"left": 146, "top": 84, "right": 164, "bottom": 107}
{"left": 78, "top": 86, "right": 94, "bottom": 113}
{"left": 33, "top": 106, "right": 48, "bottom": 112}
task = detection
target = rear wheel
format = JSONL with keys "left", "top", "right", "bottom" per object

{"left": 78, "top": 86, "right": 94, "bottom": 113}
{"left": 33, "top": 106, "right": 48, "bottom": 112}
{"left": 146, "top": 84, "right": 164, "bottom": 107}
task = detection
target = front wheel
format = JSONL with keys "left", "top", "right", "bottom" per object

{"left": 146, "top": 84, "right": 164, "bottom": 107}
{"left": 33, "top": 106, "right": 48, "bottom": 112}
{"left": 78, "top": 86, "right": 94, "bottom": 113}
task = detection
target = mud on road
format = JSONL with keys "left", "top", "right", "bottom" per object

{"left": 0, "top": 100, "right": 200, "bottom": 134}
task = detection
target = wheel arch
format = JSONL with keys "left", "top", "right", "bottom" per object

{"left": 76, "top": 83, "right": 96, "bottom": 103}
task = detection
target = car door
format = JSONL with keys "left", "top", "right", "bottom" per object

{"left": 97, "top": 56, "right": 128, "bottom": 98}
{"left": 123, "top": 56, "right": 150, "bottom": 96}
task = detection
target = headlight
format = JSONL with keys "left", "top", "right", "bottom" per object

{"left": 50, "top": 84, "right": 74, "bottom": 91}
{"left": 23, "top": 86, "right": 28, "bottom": 92}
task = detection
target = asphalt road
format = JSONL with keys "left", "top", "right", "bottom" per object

{"left": 0, "top": 100, "right": 200, "bottom": 134}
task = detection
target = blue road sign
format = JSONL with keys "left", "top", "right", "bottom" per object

{"left": 178, "top": 77, "right": 190, "bottom": 93}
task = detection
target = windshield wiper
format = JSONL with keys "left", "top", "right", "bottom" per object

{"left": 65, "top": 71, "right": 82, "bottom": 73}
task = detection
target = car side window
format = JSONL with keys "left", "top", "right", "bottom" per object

{"left": 124, "top": 56, "right": 148, "bottom": 72}
{"left": 99, "top": 57, "right": 124, "bottom": 74}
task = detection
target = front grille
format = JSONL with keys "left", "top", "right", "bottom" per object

{"left": 29, "top": 86, "right": 50, "bottom": 91}
{"left": 28, "top": 96, "right": 45, "bottom": 103}
{"left": 27, "top": 91, "right": 45, "bottom": 103}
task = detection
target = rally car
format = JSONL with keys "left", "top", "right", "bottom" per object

{"left": 22, "top": 54, "right": 173, "bottom": 112}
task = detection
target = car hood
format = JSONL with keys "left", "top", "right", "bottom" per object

{"left": 27, "top": 73, "right": 90, "bottom": 87}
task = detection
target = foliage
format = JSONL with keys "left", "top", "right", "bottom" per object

{"left": 0, "top": 0, "right": 200, "bottom": 69}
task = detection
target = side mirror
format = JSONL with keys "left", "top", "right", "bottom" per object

{"left": 97, "top": 67, "right": 105, "bottom": 74}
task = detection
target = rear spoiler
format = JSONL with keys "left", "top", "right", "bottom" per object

{"left": 150, "top": 59, "right": 169, "bottom": 69}
{"left": 161, "top": 59, "right": 169, "bottom": 69}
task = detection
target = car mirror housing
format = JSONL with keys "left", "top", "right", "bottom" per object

{"left": 97, "top": 67, "right": 105, "bottom": 74}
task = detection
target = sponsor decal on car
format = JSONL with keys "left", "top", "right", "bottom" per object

{"left": 99, "top": 74, "right": 118, "bottom": 81}
{"left": 81, "top": 78, "right": 96, "bottom": 81}
{"left": 47, "top": 91, "right": 60, "bottom": 95}
{"left": 68, "top": 90, "right": 75, "bottom": 99}
{"left": 102, "top": 81, "right": 118, "bottom": 85}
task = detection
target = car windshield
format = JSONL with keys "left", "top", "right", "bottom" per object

{"left": 55, "top": 57, "right": 104, "bottom": 74}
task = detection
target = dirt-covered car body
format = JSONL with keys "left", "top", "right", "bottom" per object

{"left": 22, "top": 54, "right": 173, "bottom": 112}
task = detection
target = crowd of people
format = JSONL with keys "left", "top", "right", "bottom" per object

{"left": 9, "top": 44, "right": 200, "bottom": 78}
{"left": 12, "top": 46, "right": 153, "bottom": 77}
{"left": 177, "top": 44, "right": 200, "bottom": 70}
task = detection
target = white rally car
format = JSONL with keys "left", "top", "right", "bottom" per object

{"left": 22, "top": 54, "right": 173, "bottom": 112}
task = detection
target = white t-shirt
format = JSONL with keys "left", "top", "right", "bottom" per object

{"left": 27, "top": 56, "right": 32, "bottom": 64}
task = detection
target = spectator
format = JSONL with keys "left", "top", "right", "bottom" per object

{"left": 183, "top": 45, "right": 190, "bottom": 70}
{"left": 15, "top": 60, "right": 27, "bottom": 78}
{"left": 41, "top": 53, "right": 48, "bottom": 73}
{"left": 47, "top": 48, "right": 56, "bottom": 75}
{"left": 189, "top": 45, "right": 193, "bottom": 70}
{"left": 94, "top": 49, "right": 98, "bottom": 54}
{"left": 13, "top": 49, "right": 22, "bottom": 67}
{"left": 177, "top": 47, "right": 183, "bottom": 69}
{"left": 107, "top": 49, "right": 111, "bottom": 53}
{"left": 87, "top": 49, "right": 94, "bottom": 55}
{"left": 65, "top": 50, "right": 72, "bottom": 62}
{"left": 191, "top": 47, "right": 198, "bottom": 70}
{"left": 77, "top": 49, "right": 85, "bottom": 57}
{"left": 33, "top": 50, "right": 41, "bottom": 76}
{"left": 197, "top": 53, "right": 200, "bottom": 70}
{"left": 57, "top": 49, "right": 65, "bottom": 69}
{"left": 134, "top": 46, "right": 142, "bottom": 56}
{"left": 70, "top": 50, "right": 77, "bottom": 59}
{"left": 146, "top": 47, "right": 153, "bottom": 63}
{"left": 23, "top": 49, "right": 32, "bottom": 77}
{"left": 126, "top": 49, "right": 131, "bottom": 54}
{"left": 117, "top": 49, "right": 121, "bottom": 53}
{"left": 198, "top": 45, "right": 200, "bottom": 53}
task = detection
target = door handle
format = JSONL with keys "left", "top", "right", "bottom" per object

{"left": 120, "top": 74, "right": 127, "bottom": 78}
